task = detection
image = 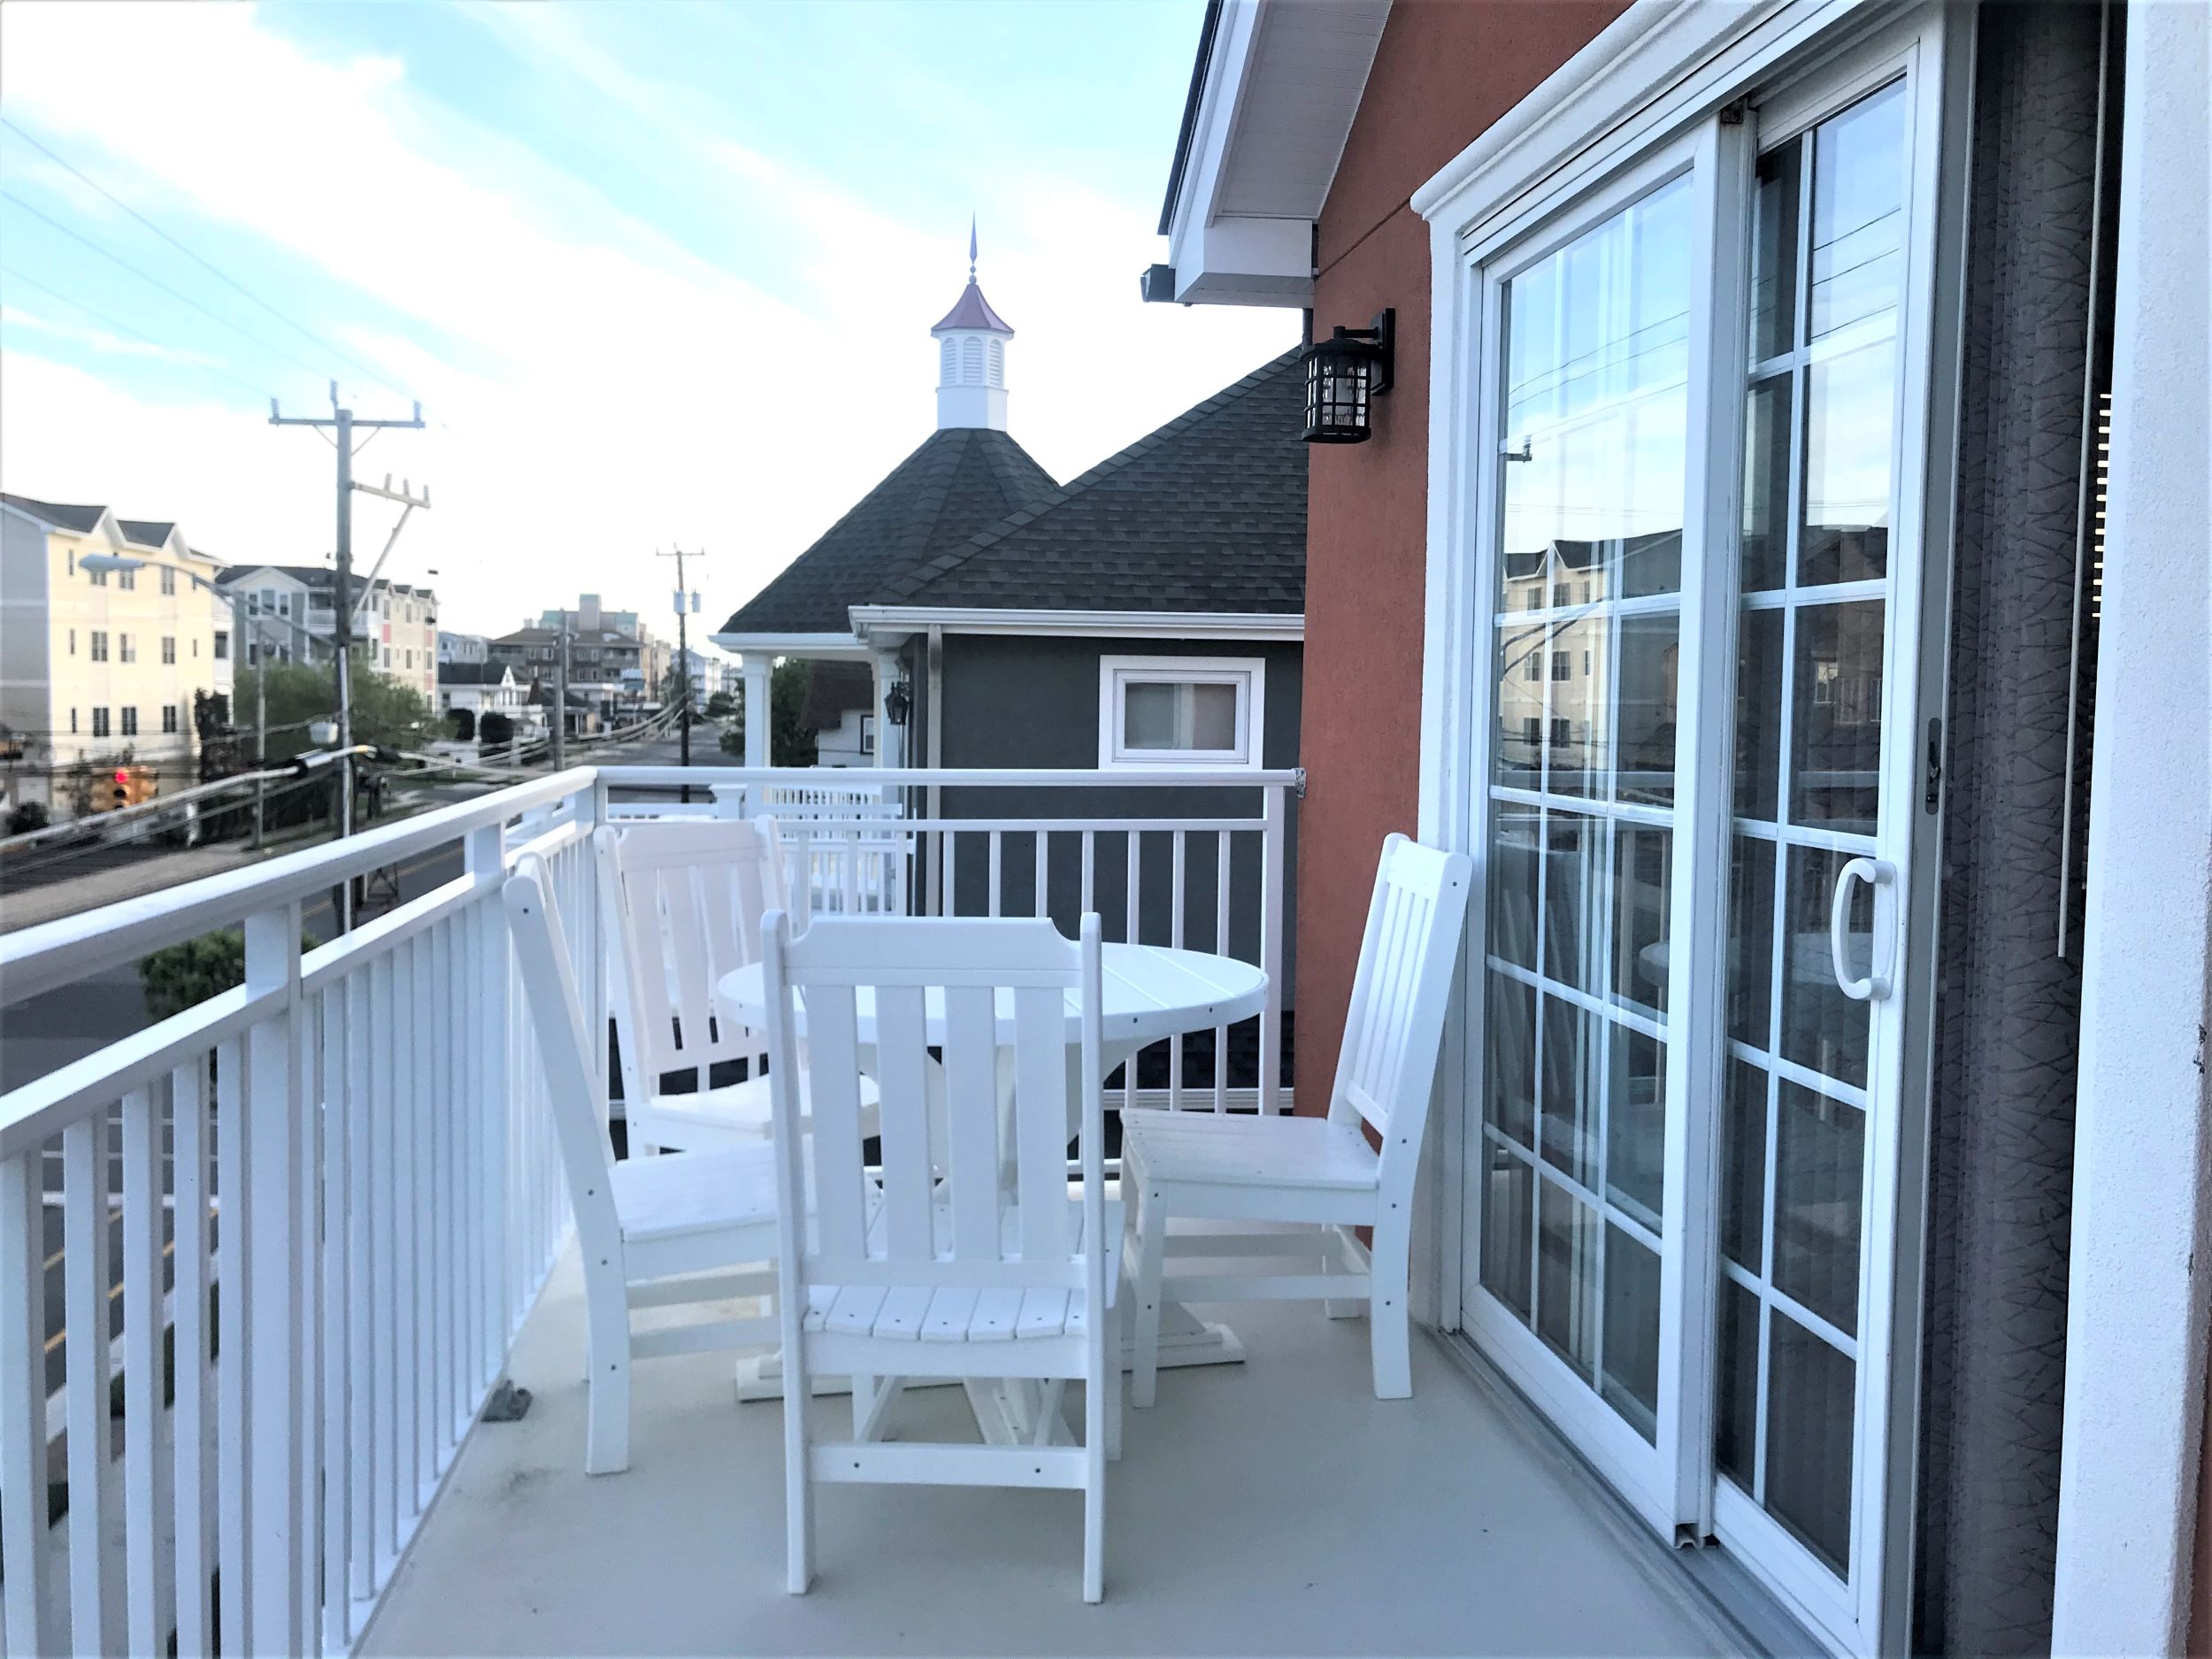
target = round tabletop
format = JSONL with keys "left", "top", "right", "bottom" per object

{"left": 718, "top": 941, "right": 1267, "bottom": 1053}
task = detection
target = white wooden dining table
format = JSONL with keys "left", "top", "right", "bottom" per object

{"left": 716, "top": 941, "right": 1271, "bottom": 1425}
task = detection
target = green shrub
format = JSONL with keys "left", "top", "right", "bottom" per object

{"left": 139, "top": 928, "right": 318, "bottom": 1020}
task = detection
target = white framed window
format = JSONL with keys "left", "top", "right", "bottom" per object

{"left": 1097, "top": 655, "right": 1264, "bottom": 771}
{"left": 860, "top": 714, "right": 877, "bottom": 756}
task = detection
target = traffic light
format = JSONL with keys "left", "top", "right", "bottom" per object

{"left": 103, "top": 766, "right": 157, "bottom": 810}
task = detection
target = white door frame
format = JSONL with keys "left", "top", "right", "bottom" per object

{"left": 1414, "top": 5, "right": 1962, "bottom": 1654}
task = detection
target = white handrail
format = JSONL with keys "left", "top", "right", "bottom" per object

{"left": 0, "top": 767, "right": 595, "bottom": 1001}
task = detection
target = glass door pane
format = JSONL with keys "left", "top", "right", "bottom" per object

{"left": 1716, "top": 76, "right": 1907, "bottom": 1589}
{"left": 1473, "top": 170, "right": 1691, "bottom": 1454}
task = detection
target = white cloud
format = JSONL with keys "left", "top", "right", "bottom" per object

{"left": 2, "top": 304, "right": 217, "bottom": 365}
{"left": 0, "top": 3, "right": 1296, "bottom": 641}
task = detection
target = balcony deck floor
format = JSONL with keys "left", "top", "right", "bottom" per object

{"left": 362, "top": 1247, "right": 1736, "bottom": 1657}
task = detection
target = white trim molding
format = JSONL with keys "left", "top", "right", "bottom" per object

{"left": 707, "top": 631, "right": 877, "bottom": 661}
{"left": 1157, "top": 0, "right": 1388, "bottom": 309}
{"left": 1097, "top": 654, "right": 1266, "bottom": 772}
{"left": 2050, "top": 4, "right": 2212, "bottom": 1651}
{"left": 849, "top": 605, "right": 1303, "bottom": 645}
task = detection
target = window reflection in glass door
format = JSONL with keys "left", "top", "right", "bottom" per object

{"left": 1478, "top": 171, "right": 1690, "bottom": 1446}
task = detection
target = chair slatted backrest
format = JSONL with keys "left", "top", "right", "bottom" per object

{"left": 595, "top": 818, "right": 789, "bottom": 1095}
{"left": 504, "top": 856, "right": 624, "bottom": 1248}
{"left": 1328, "top": 834, "right": 1475, "bottom": 1192}
{"left": 761, "top": 914, "right": 1105, "bottom": 1306}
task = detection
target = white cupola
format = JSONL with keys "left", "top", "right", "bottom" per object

{"left": 930, "top": 219, "right": 1014, "bottom": 431}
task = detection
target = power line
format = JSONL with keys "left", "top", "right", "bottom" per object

{"left": 1, "top": 189, "right": 331, "bottom": 383}
{"left": 0, "top": 261, "right": 273, "bottom": 403}
{"left": 0, "top": 116, "right": 417, "bottom": 404}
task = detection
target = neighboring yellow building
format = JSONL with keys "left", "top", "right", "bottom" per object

{"left": 2, "top": 493, "right": 231, "bottom": 818}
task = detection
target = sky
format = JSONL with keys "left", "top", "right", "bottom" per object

{"left": 0, "top": 2, "right": 1294, "bottom": 641}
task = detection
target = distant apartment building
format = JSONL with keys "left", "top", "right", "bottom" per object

{"left": 438, "top": 631, "right": 490, "bottom": 666}
{"left": 214, "top": 564, "right": 440, "bottom": 704}
{"left": 0, "top": 493, "right": 233, "bottom": 815}
{"left": 491, "top": 594, "right": 663, "bottom": 723}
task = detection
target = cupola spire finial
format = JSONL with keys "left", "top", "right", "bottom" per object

{"left": 968, "top": 214, "right": 978, "bottom": 281}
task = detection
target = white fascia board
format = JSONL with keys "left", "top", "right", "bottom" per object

{"left": 1164, "top": 0, "right": 1317, "bottom": 310}
{"left": 849, "top": 604, "right": 1303, "bottom": 644}
{"left": 706, "top": 629, "right": 874, "bottom": 662}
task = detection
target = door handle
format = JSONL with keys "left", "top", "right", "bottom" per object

{"left": 1831, "top": 857, "right": 1896, "bottom": 1002}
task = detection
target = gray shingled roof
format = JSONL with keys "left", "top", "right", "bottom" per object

{"left": 879, "top": 349, "right": 1306, "bottom": 614}
{"left": 717, "top": 426, "right": 1059, "bottom": 637}
{"left": 2, "top": 494, "right": 107, "bottom": 534}
{"left": 118, "top": 518, "right": 175, "bottom": 547}
{"left": 438, "top": 662, "right": 511, "bottom": 686}
{"left": 799, "top": 659, "right": 876, "bottom": 731}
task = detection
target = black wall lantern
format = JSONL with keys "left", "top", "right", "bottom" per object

{"left": 883, "top": 677, "right": 913, "bottom": 727}
{"left": 1302, "top": 309, "right": 1394, "bottom": 444}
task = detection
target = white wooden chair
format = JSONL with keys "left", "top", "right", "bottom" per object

{"left": 597, "top": 818, "right": 875, "bottom": 1151}
{"left": 762, "top": 911, "right": 1123, "bottom": 1602}
{"left": 505, "top": 855, "right": 783, "bottom": 1475}
{"left": 1121, "top": 833, "right": 1473, "bottom": 1403}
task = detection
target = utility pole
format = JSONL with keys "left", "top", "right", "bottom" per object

{"left": 552, "top": 611, "right": 569, "bottom": 771}
{"left": 272, "top": 381, "right": 427, "bottom": 931}
{"left": 657, "top": 546, "right": 705, "bottom": 802}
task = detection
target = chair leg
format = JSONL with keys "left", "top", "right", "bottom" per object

{"left": 1369, "top": 1225, "right": 1413, "bottom": 1401}
{"left": 1105, "top": 1290, "right": 1125, "bottom": 1462}
{"left": 1084, "top": 1343, "right": 1107, "bottom": 1601}
{"left": 1323, "top": 1225, "right": 1361, "bottom": 1318}
{"left": 581, "top": 1259, "right": 632, "bottom": 1476}
{"left": 784, "top": 1347, "right": 814, "bottom": 1594}
{"left": 1130, "top": 1187, "right": 1167, "bottom": 1409}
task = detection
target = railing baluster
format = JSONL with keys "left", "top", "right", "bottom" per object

{"left": 122, "top": 1084, "right": 171, "bottom": 1657}
{"left": 242, "top": 903, "right": 306, "bottom": 1654}
{"left": 320, "top": 981, "right": 352, "bottom": 1653}
{"left": 62, "top": 1111, "right": 113, "bottom": 1653}
{"left": 172, "top": 1058, "right": 212, "bottom": 1659}
{"left": 1171, "top": 831, "right": 1187, "bottom": 1111}
{"left": 987, "top": 829, "right": 1002, "bottom": 918}
{"left": 471, "top": 821, "right": 509, "bottom": 1372}
{"left": 1080, "top": 829, "right": 1095, "bottom": 921}
{"left": 392, "top": 940, "right": 419, "bottom": 1532}
{"left": 430, "top": 923, "right": 454, "bottom": 1459}
{"left": 1216, "top": 830, "right": 1232, "bottom": 1111}
{"left": 1261, "top": 784, "right": 1286, "bottom": 1114}
{"left": 346, "top": 971, "right": 373, "bottom": 1607}
{"left": 218, "top": 1025, "right": 248, "bottom": 1651}
{"left": 1125, "top": 830, "right": 1141, "bottom": 1118}
{"left": 1033, "top": 829, "right": 1048, "bottom": 923}
{"left": 0, "top": 1151, "right": 52, "bottom": 1657}
{"left": 412, "top": 932, "right": 436, "bottom": 1505}
{"left": 371, "top": 953, "right": 399, "bottom": 1566}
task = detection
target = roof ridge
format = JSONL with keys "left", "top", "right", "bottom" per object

{"left": 875, "top": 347, "right": 1302, "bottom": 604}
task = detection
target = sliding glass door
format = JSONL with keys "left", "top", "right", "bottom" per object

{"left": 1471, "top": 154, "right": 1694, "bottom": 1508}
{"left": 1457, "top": 23, "right": 1949, "bottom": 1655}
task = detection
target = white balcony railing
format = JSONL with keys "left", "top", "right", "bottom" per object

{"left": 0, "top": 764, "right": 1294, "bottom": 1655}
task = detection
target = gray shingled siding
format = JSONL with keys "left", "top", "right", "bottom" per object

{"left": 934, "top": 634, "right": 1300, "bottom": 1061}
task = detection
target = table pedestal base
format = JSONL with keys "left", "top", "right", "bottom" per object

{"left": 731, "top": 1299, "right": 1243, "bottom": 1402}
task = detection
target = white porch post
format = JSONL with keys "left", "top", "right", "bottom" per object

{"left": 874, "top": 650, "right": 902, "bottom": 768}
{"left": 742, "top": 657, "right": 772, "bottom": 770}
{"left": 2049, "top": 7, "right": 2211, "bottom": 1653}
